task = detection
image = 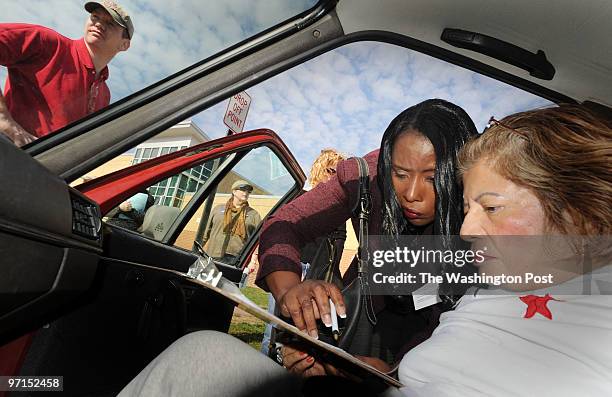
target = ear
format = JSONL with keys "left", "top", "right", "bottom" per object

{"left": 118, "top": 38, "right": 130, "bottom": 52}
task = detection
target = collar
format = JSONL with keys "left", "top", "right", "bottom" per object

{"left": 469, "top": 264, "right": 612, "bottom": 298}
{"left": 74, "top": 38, "right": 109, "bottom": 81}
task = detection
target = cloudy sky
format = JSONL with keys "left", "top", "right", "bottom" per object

{"left": 1, "top": 1, "right": 551, "bottom": 175}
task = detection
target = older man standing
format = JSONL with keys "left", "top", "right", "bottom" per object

{"left": 202, "top": 180, "right": 262, "bottom": 265}
{"left": 0, "top": 1, "right": 134, "bottom": 146}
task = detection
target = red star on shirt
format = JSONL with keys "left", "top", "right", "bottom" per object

{"left": 519, "top": 294, "right": 561, "bottom": 320}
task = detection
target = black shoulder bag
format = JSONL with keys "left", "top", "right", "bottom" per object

{"left": 334, "top": 156, "right": 377, "bottom": 349}
{"left": 301, "top": 157, "right": 377, "bottom": 349}
{"left": 270, "top": 158, "right": 378, "bottom": 354}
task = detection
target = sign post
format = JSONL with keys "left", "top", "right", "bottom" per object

{"left": 223, "top": 91, "right": 252, "bottom": 135}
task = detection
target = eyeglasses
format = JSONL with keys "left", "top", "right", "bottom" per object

{"left": 90, "top": 10, "right": 122, "bottom": 30}
{"left": 483, "top": 116, "right": 528, "bottom": 140}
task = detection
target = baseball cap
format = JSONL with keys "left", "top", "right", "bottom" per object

{"left": 231, "top": 180, "right": 253, "bottom": 192}
{"left": 85, "top": 1, "right": 134, "bottom": 39}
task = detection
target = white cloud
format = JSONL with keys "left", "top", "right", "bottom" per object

{"left": 1, "top": 0, "right": 316, "bottom": 101}
{"left": 192, "top": 42, "right": 550, "bottom": 175}
{"left": 371, "top": 77, "right": 405, "bottom": 103}
{"left": 1, "top": 3, "right": 551, "bottom": 177}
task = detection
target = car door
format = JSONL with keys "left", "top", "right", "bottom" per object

{"left": 0, "top": 1, "right": 333, "bottom": 392}
{"left": 0, "top": 129, "right": 304, "bottom": 396}
{"left": 2, "top": 0, "right": 610, "bottom": 395}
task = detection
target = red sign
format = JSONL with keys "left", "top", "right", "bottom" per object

{"left": 223, "top": 91, "right": 252, "bottom": 134}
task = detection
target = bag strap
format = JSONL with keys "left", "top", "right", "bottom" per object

{"left": 352, "top": 157, "right": 371, "bottom": 274}
{"left": 352, "top": 157, "right": 377, "bottom": 326}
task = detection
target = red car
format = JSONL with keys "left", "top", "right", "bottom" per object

{"left": 1, "top": 0, "right": 610, "bottom": 395}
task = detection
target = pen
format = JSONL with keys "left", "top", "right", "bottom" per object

{"left": 329, "top": 298, "right": 340, "bottom": 341}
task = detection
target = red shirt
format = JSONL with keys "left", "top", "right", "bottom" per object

{"left": 0, "top": 24, "right": 110, "bottom": 137}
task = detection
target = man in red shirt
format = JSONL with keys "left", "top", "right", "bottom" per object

{"left": 0, "top": 1, "right": 134, "bottom": 146}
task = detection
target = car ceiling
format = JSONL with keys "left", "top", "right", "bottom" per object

{"left": 336, "top": 0, "right": 612, "bottom": 107}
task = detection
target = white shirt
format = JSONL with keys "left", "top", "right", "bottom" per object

{"left": 397, "top": 266, "right": 612, "bottom": 397}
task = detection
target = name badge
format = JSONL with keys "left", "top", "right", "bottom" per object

{"left": 412, "top": 283, "right": 441, "bottom": 310}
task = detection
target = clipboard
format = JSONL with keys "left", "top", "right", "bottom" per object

{"left": 118, "top": 256, "right": 403, "bottom": 388}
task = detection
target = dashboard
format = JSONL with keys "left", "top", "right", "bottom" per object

{"left": 0, "top": 137, "right": 102, "bottom": 344}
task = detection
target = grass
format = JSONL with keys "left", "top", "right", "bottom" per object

{"left": 228, "top": 286, "right": 269, "bottom": 350}
{"left": 242, "top": 286, "right": 269, "bottom": 308}
{"left": 228, "top": 321, "right": 267, "bottom": 350}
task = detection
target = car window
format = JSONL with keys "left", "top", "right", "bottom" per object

{"left": 189, "top": 41, "right": 553, "bottom": 182}
{"left": 0, "top": 0, "right": 318, "bottom": 144}
{"left": 176, "top": 146, "right": 296, "bottom": 266}
{"left": 88, "top": 40, "right": 553, "bottom": 262}
{"left": 103, "top": 156, "right": 219, "bottom": 236}
{"left": 173, "top": 41, "right": 552, "bottom": 268}
{"left": 102, "top": 144, "right": 297, "bottom": 267}
{"left": 88, "top": 40, "right": 552, "bottom": 183}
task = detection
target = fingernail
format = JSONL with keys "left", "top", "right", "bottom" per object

{"left": 300, "top": 351, "right": 307, "bottom": 357}
{"left": 338, "top": 306, "right": 347, "bottom": 318}
{"left": 307, "top": 356, "right": 314, "bottom": 362}
{"left": 309, "top": 330, "right": 319, "bottom": 339}
{"left": 322, "top": 314, "right": 332, "bottom": 327}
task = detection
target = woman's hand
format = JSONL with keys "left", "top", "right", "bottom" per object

{"left": 318, "top": 356, "right": 391, "bottom": 379}
{"left": 282, "top": 346, "right": 390, "bottom": 380}
{"left": 355, "top": 356, "right": 392, "bottom": 373}
{"left": 281, "top": 345, "right": 326, "bottom": 377}
{"left": 277, "top": 279, "right": 346, "bottom": 339}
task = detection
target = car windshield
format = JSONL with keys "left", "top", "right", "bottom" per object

{"left": 188, "top": 41, "right": 552, "bottom": 174}
{"left": 0, "top": 0, "right": 318, "bottom": 143}
{"left": 83, "top": 40, "right": 552, "bottom": 187}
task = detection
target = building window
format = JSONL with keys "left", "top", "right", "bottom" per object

{"left": 132, "top": 145, "right": 186, "bottom": 165}
{"left": 132, "top": 144, "right": 215, "bottom": 208}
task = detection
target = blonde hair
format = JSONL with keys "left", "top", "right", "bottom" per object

{"left": 458, "top": 105, "right": 612, "bottom": 235}
{"left": 308, "top": 149, "right": 346, "bottom": 187}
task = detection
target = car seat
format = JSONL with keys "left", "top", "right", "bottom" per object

{"left": 137, "top": 205, "right": 181, "bottom": 240}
